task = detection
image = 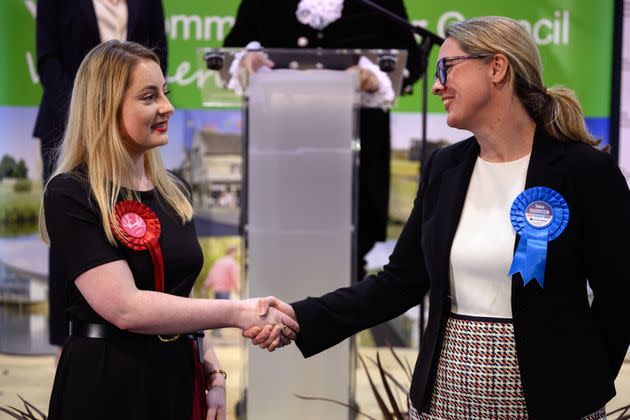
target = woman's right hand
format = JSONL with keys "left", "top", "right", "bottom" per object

{"left": 238, "top": 297, "right": 299, "bottom": 351}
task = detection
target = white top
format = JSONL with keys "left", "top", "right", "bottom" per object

{"left": 93, "top": 0, "right": 128, "bottom": 42}
{"left": 449, "top": 153, "right": 531, "bottom": 318}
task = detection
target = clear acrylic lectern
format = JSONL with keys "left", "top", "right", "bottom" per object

{"left": 198, "top": 48, "right": 408, "bottom": 420}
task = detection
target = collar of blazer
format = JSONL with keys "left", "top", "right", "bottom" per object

{"left": 425, "top": 125, "right": 569, "bottom": 295}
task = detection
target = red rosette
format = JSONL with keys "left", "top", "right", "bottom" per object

{"left": 112, "top": 200, "right": 164, "bottom": 292}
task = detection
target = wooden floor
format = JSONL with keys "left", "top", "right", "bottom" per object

{"left": 1, "top": 330, "right": 629, "bottom": 419}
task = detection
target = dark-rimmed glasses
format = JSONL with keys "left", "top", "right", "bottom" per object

{"left": 434, "top": 55, "right": 490, "bottom": 86}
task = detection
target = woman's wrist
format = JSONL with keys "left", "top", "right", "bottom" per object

{"left": 231, "top": 299, "right": 248, "bottom": 330}
{"left": 234, "top": 299, "right": 259, "bottom": 330}
{"left": 208, "top": 369, "right": 227, "bottom": 381}
{"left": 207, "top": 368, "right": 227, "bottom": 388}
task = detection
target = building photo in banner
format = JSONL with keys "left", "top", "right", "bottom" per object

{"left": 180, "top": 109, "right": 242, "bottom": 236}
{"left": 0, "top": 0, "right": 628, "bottom": 419}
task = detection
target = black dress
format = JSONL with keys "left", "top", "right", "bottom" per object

{"left": 44, "top": 173, "right": 203, "bottom": 420}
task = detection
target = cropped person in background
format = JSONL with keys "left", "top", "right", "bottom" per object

{"left": 247, "top": 16, "right": 629, "bottom": 419}
{"left": 34, "top": 0, "right": 168, "bottom": 350}
{"left": 202, "top": 245, "right": 241, "bottom": 301}
{"left": 224, "top": 0, "right": 423, "bottom": 280}
{"left": 41, "top": 40, "right": 298, "bottom": 420}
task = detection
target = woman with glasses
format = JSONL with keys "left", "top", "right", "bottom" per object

{"left": 246, "top": 16, "right": 629, "bottom": 419}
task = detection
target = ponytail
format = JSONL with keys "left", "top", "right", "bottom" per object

{"left": 541, "top": 86, "right": 599, "bottom": 146}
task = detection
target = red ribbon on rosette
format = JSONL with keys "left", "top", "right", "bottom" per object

{"left": 113, "top": 200, "right": 206, "bottom": 420}
{"left": 112, "top": 200, "right": 164, "bottom": 292}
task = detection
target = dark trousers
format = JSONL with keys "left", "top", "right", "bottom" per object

{"left": 214, "top": 291, "right": 231, "bottom": 300}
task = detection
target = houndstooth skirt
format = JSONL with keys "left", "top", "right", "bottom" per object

{"left": 408, "top": 314, "right": 605, "bottom": 420}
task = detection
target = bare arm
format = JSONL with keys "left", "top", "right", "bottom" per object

{"left": 75, "top": 260, "right": 299, "bottom": 337}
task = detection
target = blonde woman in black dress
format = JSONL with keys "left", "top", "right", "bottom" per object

{"left": 41, "top": 40, "right": 298, "bottom": 420}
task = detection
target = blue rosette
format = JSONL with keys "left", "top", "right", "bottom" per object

{"left": 508, "top": 187, "right": 569, "bottom": 287}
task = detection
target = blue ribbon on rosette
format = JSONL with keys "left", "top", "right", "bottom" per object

{"left": 508, "top": 187, "right": 569, "bottom": 287}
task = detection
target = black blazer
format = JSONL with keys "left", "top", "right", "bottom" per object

{"left": 292, "top": 128, "right": 630, "bottom": 419}
{"left": 33, "top": 0, "right": 168, "bottom": 142}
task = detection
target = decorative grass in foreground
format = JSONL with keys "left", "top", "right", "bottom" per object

{"left": 0, "top": 395, "right": 47, "bottom": 419}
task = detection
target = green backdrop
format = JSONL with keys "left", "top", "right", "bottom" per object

{"left": 0, "top": 0, "right": 614, "bottom": 118}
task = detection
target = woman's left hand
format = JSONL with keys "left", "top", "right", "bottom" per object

{"left": 205, "top": 382, "right": 226, "bottom": 420}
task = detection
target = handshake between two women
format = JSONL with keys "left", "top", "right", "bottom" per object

{"left": 239, "top": 296, "right": 297, "bottom": 352}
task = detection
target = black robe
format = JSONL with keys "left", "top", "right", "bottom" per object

{"left": 224, "top": 0, "right": 423, "bottom": 278}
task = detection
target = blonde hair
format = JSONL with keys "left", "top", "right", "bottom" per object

{"left": 40, "top": 40, "right": 193, "bottom": 245}
{"left": 445, "top": 16, "right": 598, "bottom": 145}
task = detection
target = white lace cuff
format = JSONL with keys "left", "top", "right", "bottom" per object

{"left": 358, "top": 56, "right": 395, "bottom": 109}
{"left": 226, "top": 41, "right": 265, "bottom": 95}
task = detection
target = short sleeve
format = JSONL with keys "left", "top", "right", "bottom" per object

{"left": 44, "top": 174, "right": 124, "bottom": 283}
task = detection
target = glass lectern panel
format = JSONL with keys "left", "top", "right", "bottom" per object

{"left": 194, "top": 48, "right": 408, "bottom": 419}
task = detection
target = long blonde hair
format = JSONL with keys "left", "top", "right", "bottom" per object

{"left": 445, "top": 16, "right": 598, "bottom": 145}
{"left": 40, "top": 40, "right": 193, "bottom": 245}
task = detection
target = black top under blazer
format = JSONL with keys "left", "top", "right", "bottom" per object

{"left": 292, "top": 128, "right": 630, "bottom": 419}
{"left": 33, "top": 0, "right": 168, "bottom": 142}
